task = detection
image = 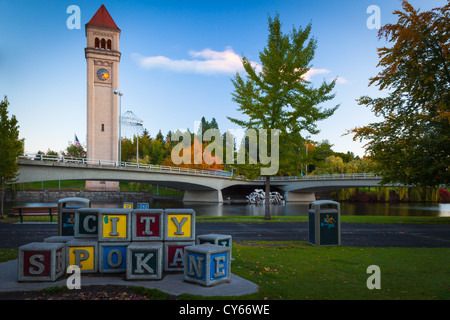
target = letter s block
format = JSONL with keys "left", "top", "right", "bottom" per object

{"left": 65, "top": 239, "right": 98, "bottom": 273}
{"left": 99, "top": 209, "right": 131, "bottom": 242}
{"left": 18, "top": 242, "right": 65, "bottom": 282}
{"left": 164, "top": 209, "right": 195, "bottom": 241}
{"left": 184, "top": 244, "right": 230, "bottom": 287}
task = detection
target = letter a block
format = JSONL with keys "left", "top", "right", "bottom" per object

{"left": 164, "top": 209, "right": 195, "bottom": 241}
{"left": 164, "top": 241, "right": 194, "bottom": 272}
{"left": 126, "top": 242, "right": 163, "bottom": 280}
{"left": 99, "top": 242, "right": 128, "bottom": 273}
{"left": 132, "top": 209, "right": 163, "bottom": 241}
{"left": 99, "top": 209, "right": 131, "bottom": 242}
{"left": 18, "top": 242, "right": 65, "bottom": 282}
{"left": 66, "top": 239, "right": 98, "bottom": 273}
{"left": 184, "top": 244, "right": 231, "bottom": 287}
{"left": 75, "top": 208, "right": 99, "bottom": 238}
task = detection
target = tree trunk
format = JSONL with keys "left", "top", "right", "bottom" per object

{"left": 264, "top": 176, "right": 271, "bottom": 220}
{"left": 0, "top": 181, "right": 4, "bottom": 219}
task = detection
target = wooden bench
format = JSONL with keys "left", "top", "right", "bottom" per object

{"left": 12, "top": 206, "right": 58, "bottom": 223}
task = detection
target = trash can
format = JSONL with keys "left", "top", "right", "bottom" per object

{"left": 58, "top": 197, "right": 91, "bottom": 236}
{"left": 308, "top": 200, "right": 340, "bottom": 246}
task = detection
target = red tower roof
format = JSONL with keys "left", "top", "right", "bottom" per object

{"left": 86, "top": 4, "right": 120, "bottom": 31}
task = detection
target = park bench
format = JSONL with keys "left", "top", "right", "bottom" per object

{"left": 12, "top": 206, "right": 58, "bottom": 223}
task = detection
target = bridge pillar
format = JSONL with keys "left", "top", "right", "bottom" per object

{"left": 183, "top": 190, "right": 223, "bottom": 203}
{"left": 284, "top": 192, "right": 316, "bottom": 202}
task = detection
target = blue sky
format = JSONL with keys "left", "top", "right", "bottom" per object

{"left": 1, "top": 0, "right": 446, "bottom": 158}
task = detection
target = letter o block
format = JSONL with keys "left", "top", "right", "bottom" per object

{"left": 99, "top": 242, "right": 128, "bottom": 273}
{"left": 164, "top": 209, "right": 195, "bottom": 241}
{"left": 184, "top": 244, "right": 230, "bottom": 287}
{"left": 99, "top": 209, "right": 131, "bottom": 242}
{"left": 66, "top": 239, "right": 98, "bottom": 273}
{"left": 164, "top": 241, "right": 194, "bottom": 272}
{"left": 126, "top": 242, "right": 163, "bottom": 280}
{"left": 75, "top": 208, "right": 99, "bottom": 238}
{"left": 132, "top": 209, "right": 163, "bottom": 241}
{"left": 18, "top": 242, "right": 65, "bottom": 282}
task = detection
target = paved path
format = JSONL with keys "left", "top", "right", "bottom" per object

{"left": 1, "top": 222, "right": 449, "bottom": 248}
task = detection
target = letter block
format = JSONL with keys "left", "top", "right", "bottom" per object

{"left": 126, "top": 242, "right": 163, "bottom": 280}
{"left": 66, "top": 239, "right": 98, "bottom": 273}
{"left": 184, "top": 244, "right": 231, "bottom": 287}
{"left": 18, "top": 242, "right": 65, "bottom": 282}
{"left": 98, "top": 209, "right": 131, "bottom": 242}
{"left": 75, "top": 208, "right": 99, "bottom": 238}
{"left": 44, "top": 236, "right": 74, "bottom": 243}
{"left": 132, "top": 209, "right": 163, "bottom": 241}
{"left": 196, "top": 234, "right": 232, "bottom": 258}
{"left": 99, "top": 242, "right": 129, "bottom": 273}
{"left": 163, "top": 241, "right": 194, "bottom": 272}
{"left": 164, "top": 209, "right": 195, "bottom": 241}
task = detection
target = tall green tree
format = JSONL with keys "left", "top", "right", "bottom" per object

{"left": 350, "top": 1, "right": 450, "bottom": 188}
{"left": 0, "top": 96, "right": 24, "bottom": 218}
{"left": 228, "top": 14, "right": 338, "bottom": 219}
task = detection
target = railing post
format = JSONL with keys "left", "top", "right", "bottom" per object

{"left": 49, "top": 208, "right": 53, "bottom": 223}
{"left": 19, "top": 208, "right": 23, "bottom": 223}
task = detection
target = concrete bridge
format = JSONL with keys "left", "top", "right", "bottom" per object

{"left": 16, "top": 155, "right": 385, "bottom": 203}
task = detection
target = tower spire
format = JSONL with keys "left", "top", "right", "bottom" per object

{"left": 86, "top": 4, "right": 120, "bottom": 31}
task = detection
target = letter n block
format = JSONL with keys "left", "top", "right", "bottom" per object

{"left": 132, "top": 209, "right": 163, "bottom": 241}
{"left": 164, "top": 241, "right": 194, "bottom": 272}
{"left": 184, "top": 244, "right": 231, "bottom": 287}
{"left": 164, "top": 209, "right": 195, "bottom": 241}
{"left": 99, "top": 209, "right": 131, "bottom": 242}
{"left": 75, "top": 208, "right": 99, "bottom": 238}
{"left": 126, "top": 242, "right": 163, "bottom": 280}
{"left": 99, "top": 242, "right": 129, "bottom": 273}
{"left": 18, "top": 242, "right": 65, "bottom": 282}
{"left": 66, "top": 239, "right": 98, "bottom": 273}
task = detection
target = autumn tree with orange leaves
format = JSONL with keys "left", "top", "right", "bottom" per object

{"left": 350, "top": 1, "right": 449, "bottom": 188}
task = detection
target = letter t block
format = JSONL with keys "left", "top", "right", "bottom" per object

{"left": 132, "top": 209, "right": 163, "bottom": 241}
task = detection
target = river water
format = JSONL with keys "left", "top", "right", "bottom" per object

{"left": 6, "top": 200, "right": 449, "bottom": 217}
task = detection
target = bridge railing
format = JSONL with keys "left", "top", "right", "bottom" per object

{"left": 18, "top": 154, "right": 378, "bottom": 181}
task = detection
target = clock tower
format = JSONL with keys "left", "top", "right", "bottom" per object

{"left": 85, "top": 5, "right": 121, "bottom": 191}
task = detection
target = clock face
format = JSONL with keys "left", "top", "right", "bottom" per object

{"left": 97, "top": 68, "right": 109, "bottom": 81}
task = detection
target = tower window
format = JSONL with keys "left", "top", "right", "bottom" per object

{"left": 101, "top": 38, "right": 106, "bottom": 49}
{"left": 95, "top": 38, "right": 99, "bottom": 48}
{"left": 101, "top": 124, "right": 105, "bottom": 132}
{"left": 107, "top": 39, "right": 112, "bottom": 50}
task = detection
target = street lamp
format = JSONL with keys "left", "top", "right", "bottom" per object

{"left": 113, "top": 89, "right": 123, "bottom": 165}
{"left": 305, "top": 135, "right": 311, "bottom": 175}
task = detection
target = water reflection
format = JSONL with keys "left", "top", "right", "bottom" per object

{"left": 5, "top": 200, "right": 449, "bottom": 217}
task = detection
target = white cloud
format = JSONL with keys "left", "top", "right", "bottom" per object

{"left": 302, "top": 68, "right": 330, "bottom": 81}
{"left": 132, "top": 47, "right": 247, "bottom": 75}
{"left": 335, "top": 77, "right": 349, "bottom": 84}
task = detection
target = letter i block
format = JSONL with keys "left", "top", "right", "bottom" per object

{"left": 132, "top": 209, "right": 163, "bottom": 241}
{"left": 196, "top": 234, "right": 232, "bottom": 258}
{"left": 99, "top": 242, "right": 128, "bottom": 273}
{"left": 164, "top": 241, "right": 194, "bottom": 272}
{"left": 99, "top": 209, "right": 131, "bottom": 242}
{"left": 126, "top": 242, "right": 163, "bottom": 280}
{"left": 66, "top": 239, "right": 98, "bottom": 273}
{"left": 75, "top": 208, "right": 99, "bottom": 238}
{"left": 164, "top": 209, "right": 195, "bottom": 241}
{"left": 18, "top": 242, "right": 65, "bottom": 282}
{"left": 184, "top": 244, "right": 231, "bottom": 287}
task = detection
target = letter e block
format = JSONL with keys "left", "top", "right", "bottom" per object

{"left": 75, "top": 208, "right": 99, "bottom": 238}
{"left": 184, "top": 244, "right": 230, "bottom": 287}
{"left": 99, "top": 242, "right": 128, "bottom": 273}
{"left": 18, "top": 242, "right": 65, "bottom": 282}
{"left": 99, "top": 209, "right": 131, "bottom": 242}
{"left": 66, "top": 239, "right": 98, "bottom": 273}
{"left": 132, "top": 209, "right": 163, "bottom": 241}
{"left": 164, "top": 241, "right": 194, "bottom": 272}
{"left": 164, "top": 209, "right": 195, "bottom": 241}
{"left": 126, "top": 242, "right": 162, "bottom": 280}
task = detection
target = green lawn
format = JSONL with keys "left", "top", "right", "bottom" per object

{"left": 1, "top": 242, "right": 448, "bottom": 300}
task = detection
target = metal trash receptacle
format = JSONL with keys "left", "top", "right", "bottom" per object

{"left": 308, "top": 200, "right": 341, "bottom": 246}
{"left": 58, "top": 197, "right": 91, "bottom": 236}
